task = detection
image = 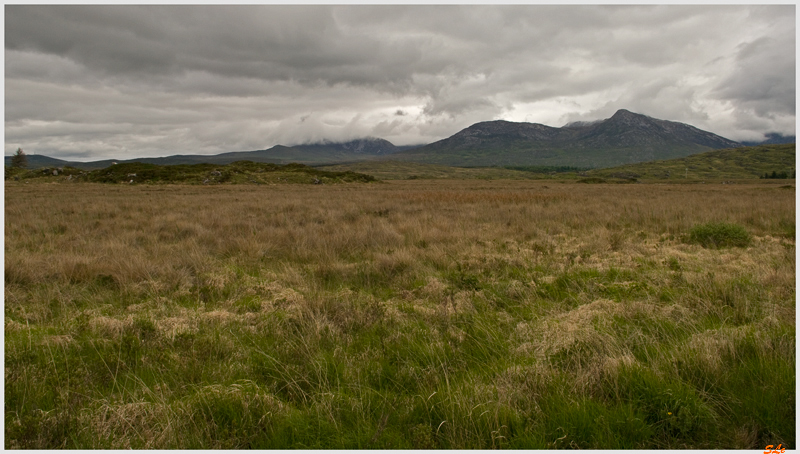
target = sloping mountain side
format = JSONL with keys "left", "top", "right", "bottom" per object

{"left": 4, "top": 160, "right": 377, "bottom": 184}
{"left": 389, "top": 109, "right": 742, "bottom": 168}
{"left": 5, "top": 138, "right": 416, "bottom": 170}
{"left": 586, "top": 143, "right": 795, "bottom": 181}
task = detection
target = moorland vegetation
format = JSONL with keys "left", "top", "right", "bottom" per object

{"left": 4, "top": 177, "right": 795, "bottom": 449}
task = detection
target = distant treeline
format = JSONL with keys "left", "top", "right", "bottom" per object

{"left": 760, "top": 171, "right": 795, "bottom": 179}
{"left": 502, "top": 165, "right": 590, "bottom": 173}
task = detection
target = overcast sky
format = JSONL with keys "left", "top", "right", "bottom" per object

{"left": 5, "top": 5, "right": 796, "bottom": 161}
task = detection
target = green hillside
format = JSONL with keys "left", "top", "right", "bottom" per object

{"left": 586, "top": 143, "right": 795, "bottom": 181}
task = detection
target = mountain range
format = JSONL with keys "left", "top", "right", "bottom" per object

{"left": 390, "top": 109, "right": 744, "bottom": 167}
{"left": 6, "top": 109, "right": 794, "bottom": 170}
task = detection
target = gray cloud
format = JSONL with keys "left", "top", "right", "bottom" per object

{"left": 714, "top": 35, "right": 795, "bottom": 115}
{"left": 5, "top": 5, "right": 795, "bottom": 160}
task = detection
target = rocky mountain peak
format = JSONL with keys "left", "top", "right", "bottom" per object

{"left": 611, "top": 108, "right": 635, "bottom": 117}
{"left": 606, "top": 109, "right": 656, "bottom": 127}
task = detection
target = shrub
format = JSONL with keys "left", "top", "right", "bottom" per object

{"left": 577, "top": 177, "right": 606, "bottom": 184}
{"left": 687, "top": 222, "right": 751, "bottom": 248}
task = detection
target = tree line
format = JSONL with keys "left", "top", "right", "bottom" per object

{"left": 760, "top": 170, "right": 794, "bottom": 179}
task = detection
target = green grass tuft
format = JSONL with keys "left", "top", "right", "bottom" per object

{"left": 687, "top": 222, "right": 752, "bottom": 248}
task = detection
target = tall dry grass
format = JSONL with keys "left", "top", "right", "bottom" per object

{"left": 5, "top": 180, "right": 795, "bottom": 448}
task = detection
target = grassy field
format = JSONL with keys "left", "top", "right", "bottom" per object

{"left": 5, "top": 179, "right": 795, "bottom": 449}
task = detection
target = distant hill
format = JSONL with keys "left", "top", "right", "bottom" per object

{"left": 390, "top": 109, "right": 743, "bottom": 168}
{"left": 3, "top": 154, "right": 71, "bottom": 169}
{"left": 5, "top": 138, "right": 413, "bottom": 170}
{"left": 586, "top": 143, "right": 795, "bottom": 180}
{"left": 140, "top": 138, "right": 403, "bottom": 167}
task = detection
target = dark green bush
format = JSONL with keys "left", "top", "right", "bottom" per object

{"left": 687, "top": 222, "right": 751, "bottom": 248}
{"left": 577, "top": 177, "right": 607, "bottom": 184}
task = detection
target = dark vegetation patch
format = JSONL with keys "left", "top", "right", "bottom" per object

{"left": 686, "top": 222, "right": 752, "bottom": 249}
{"left": 760, "top": 170, "right": 794, "bottom": 179}
{"left": 5, "top": 161, "right": 376, "bottom": 184}
{"left": 502, "top": 165, "right": 589, "bottom": 173}
{"left": 577, "top": 177, "right": 637, "bottom": 184}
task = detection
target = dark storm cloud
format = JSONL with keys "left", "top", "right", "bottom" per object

{"left": 5, "top": 5, "right": 795, "bottom": 160}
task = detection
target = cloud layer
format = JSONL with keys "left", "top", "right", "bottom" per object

{"left": 5, "top": 5, "right": 795, "bottom": 160}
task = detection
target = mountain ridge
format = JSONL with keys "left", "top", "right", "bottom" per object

{"left": 390, "top": 109, "right": 744, "bottom": 167}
